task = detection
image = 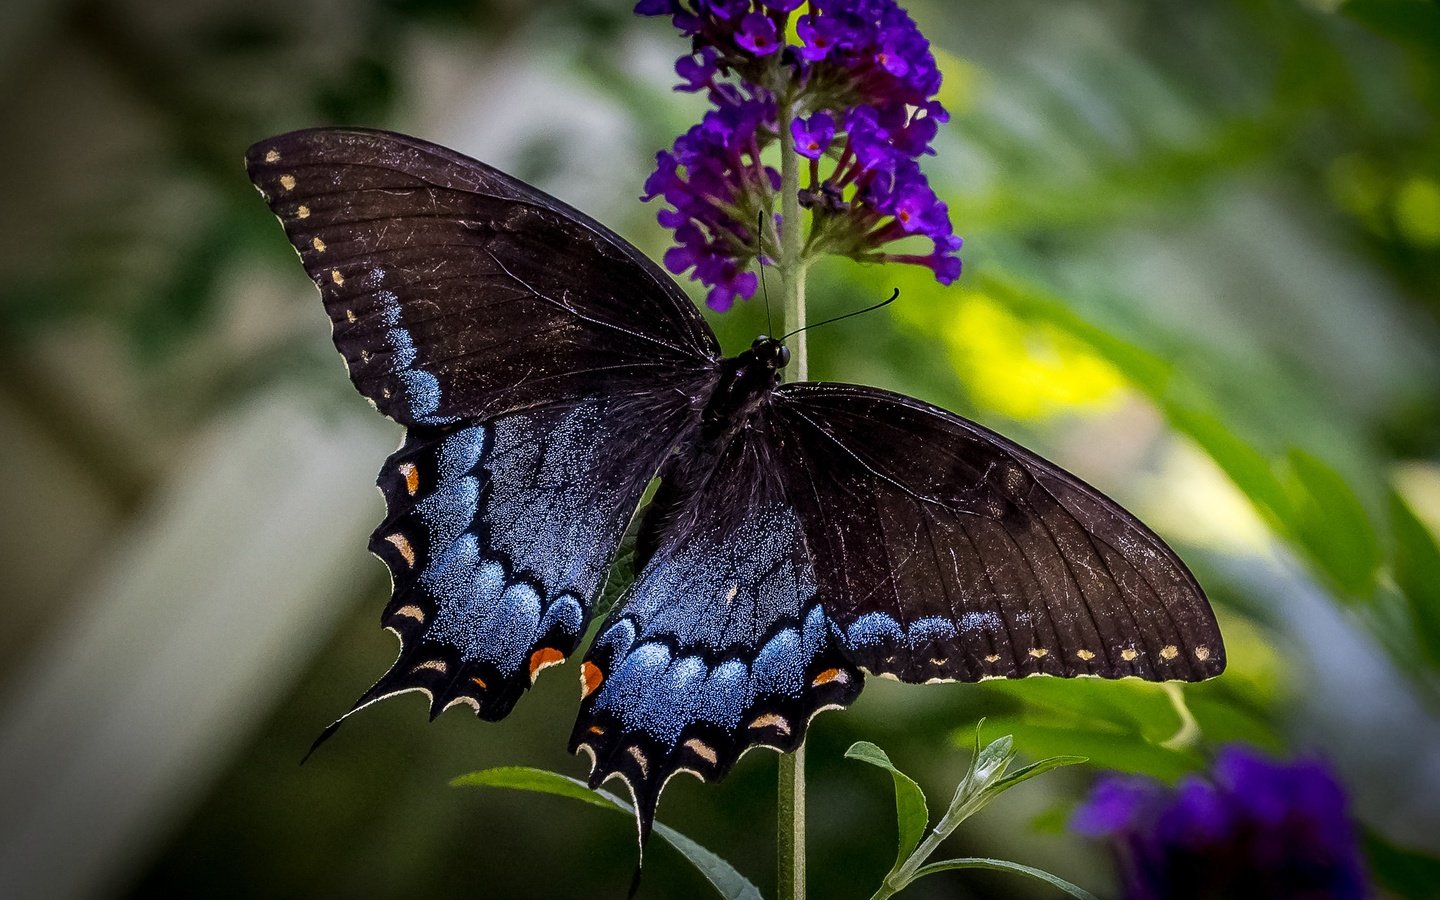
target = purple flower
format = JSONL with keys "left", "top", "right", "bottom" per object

{"left": 796, "top": 14, "right": 843, "bottom": 61}
{"left": 735, "top": 12, "right": 780, "bottom": 56}
{"left": 1072, "top": 747, "right": 1369, "bottom": 900}
{"left": 675, "top": 47, "right": 719, "bottom": 92}
{"left": 792, "top": 112, "right": 835, "bottom": 159}
{"left": 636, "top": 0, "right": 961, "bottom": 308}
{"left": 1070, "top": 776, "right": 1161, "bottom": 838}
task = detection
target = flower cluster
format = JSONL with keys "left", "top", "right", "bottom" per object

{"left": 637, "top": 0, "right": 961, "bottom": 310}
{"left": 1072, "top": 746, "right": 1368, "bottom": 899}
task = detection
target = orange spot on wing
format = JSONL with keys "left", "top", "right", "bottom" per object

{"left": 470, "top": 676, "right": 488, "bottom": 689}
{"left": 811, "top": 667, "right": 847, "bottom": 687}
{"left": 588, "top": 725, "right": 604, "bottom": 735}
{"left": 748, "top": 713, "right": 792, "bottom": 735}
{"left": 384, "top": 533, "right": 415, "bottom": 567}
{"left": 528, "top": 647, "right": 566, "bottom": 681}
{"left": 580, "top": 661, "right": 604, "bottom": 698}
{"left": 398, "top": 461, "right": 419, "bottom": 496}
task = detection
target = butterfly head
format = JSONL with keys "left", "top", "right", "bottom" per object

{"left": 750, "top": 336, "right": 791, "bottom": 371}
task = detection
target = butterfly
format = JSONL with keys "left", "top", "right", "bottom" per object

{"left": 246, "top": 127, "right": 1224, "bottom": 841}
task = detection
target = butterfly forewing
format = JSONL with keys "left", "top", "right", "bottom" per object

{"left": 245, "top": 128, "right": 719, "bottom": 426}
{"left": 246, "top": 129, "right": 720, "bottom": 743}
{"left": 770, "top": 383, "right": 1225, "bottom": 683}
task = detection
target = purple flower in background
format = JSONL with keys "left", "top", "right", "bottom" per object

{"left": 635, "top": 0, "right": 961, "bottom": 309}
{"left": 1072, "top": 746, "right": 1368, "bottom": 899}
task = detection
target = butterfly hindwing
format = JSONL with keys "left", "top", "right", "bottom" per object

{"left": 571, "top": 428, "right": 862, "bottom": 838}
{"left": 347, "top": 393, "right": 701, "bottom": 731}
{"left": 245, "top": 128, "right": 719, "bottom": 426}
{"left": 770, "top": 383, "right": 1225, "bottom": 683}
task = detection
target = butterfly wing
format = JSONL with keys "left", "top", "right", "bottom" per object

{"left": 356, "top": 394, "right": 699, "bottom": 727}
{"left": 245, "top": 128, "right": 719, "bottom": 425}
{"left": 770, "top": 383, "right": 1225, "bottom": 683}
{"left": 245, "top": 129, "right": 721, "bottom": 734}
{"left": 570, "top": 424, "right": 862, "bottom": 840}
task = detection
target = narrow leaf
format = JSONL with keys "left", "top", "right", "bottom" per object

{"left": 1390, "top": 490, "right": 1440, "bottom": 667}
{"left": 453, "top": 767, "right": 762, "bottom": 900}
{"left": 910, "top": 857, "right": 1100, "bottom": 900}
{"left": 453, "top": 765, "right": 615, "bottom": 810}
{"left": 986, "top": 756, "right": 1088, "bottom": 796}
{"left": 1287, "top": 449, "right": 1381, "bottom": 598}
{"left": 845, "top": 741, "right": 931, "bottom": 866}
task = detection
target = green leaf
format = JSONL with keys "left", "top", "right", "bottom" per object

{"left": 1390, "top": 490, "right": 1440, "bottom": 667}
{"left": 1286, "top": 449, "right": 1382, "bottom": 598}
{"left": 985, "top": 755, "right": 1088, "bottom": 797}
{"left": 845, "top": 742, "right": 931, "bottom": 867}
{"left": 979, "top": 676, "right": 1184, "bottom": 745}
{"left": 1342, "top": 0, "right": 1440, "bottom": 57}
{"left": 453, "top": 767, "right": 762, "bottom": 900}
{"left": 965, "top": 717, "right": 1200, "bottom": 782}
{"left": 1165, "top": 403, "right": 1292, "bottom": 523}
{"left": 909, "top": 857, "right": 1101, "bottom": 900}
{"left": 1363, "top": 827, "right": 1440, "bottom": 898}
{"left": 452, "top": 766, "right": 617, "bottom": 810}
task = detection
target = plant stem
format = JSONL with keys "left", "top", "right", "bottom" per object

{"left": 777, "top": 741, "right": 806, "bottom": 900}
{"left": 779, "top": 97, "right": 808, "bottom": 382}
{"left": 776, "top": 89, "right": 809, "bottom": 900}
{"left": 1160, "top": 682, "right": 1201, "bottom": 750}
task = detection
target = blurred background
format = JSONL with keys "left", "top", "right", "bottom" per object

{"left": 2, "top": 0, "right": 1439, "bottom": 897}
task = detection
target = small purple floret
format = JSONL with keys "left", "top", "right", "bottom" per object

{"left": 735, "top": 12, "right": 780, "bottom": 56}
{"left": 791, "top": 112, "right": 836, "bottom": 159}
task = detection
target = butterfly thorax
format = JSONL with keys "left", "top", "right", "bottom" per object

{"left": 632, "top": 337, "right": 789, "bottom": 564}
{"left": 698, "top": 336, "right": 789, "bottom": 442}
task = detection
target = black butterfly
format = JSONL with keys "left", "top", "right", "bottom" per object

{"left": 246, "top": 128, "right": 1224, "bottom": 840}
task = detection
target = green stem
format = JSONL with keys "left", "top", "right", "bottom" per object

{"left": 1160, "top": 682, "right": 1201, "bottom": 750}
{"left": 778, "top": 97, "right": 808, "bottom": 382}
{"left": 777, "top": 741, "right": 806, "bottom": 899}
{"left": 776, "top": 89, "right": 810, "bottom": 900}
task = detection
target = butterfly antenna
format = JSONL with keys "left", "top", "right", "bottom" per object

{"left": 758, "top": 210, "right": 774, "bottom": 337}
{"left": 780, "top": 287, "right": 899, "bottom": 341}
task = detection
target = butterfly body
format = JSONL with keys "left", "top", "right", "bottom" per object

{"left": 702, "top": 337, "right": 789, "bottom": 435}
{"left": 246, "top": 127, "right": 1224, "bottom": 841}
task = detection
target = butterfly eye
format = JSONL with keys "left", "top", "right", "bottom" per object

{"left": 777, "top": 345, "right": 791, "bottom": 367}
